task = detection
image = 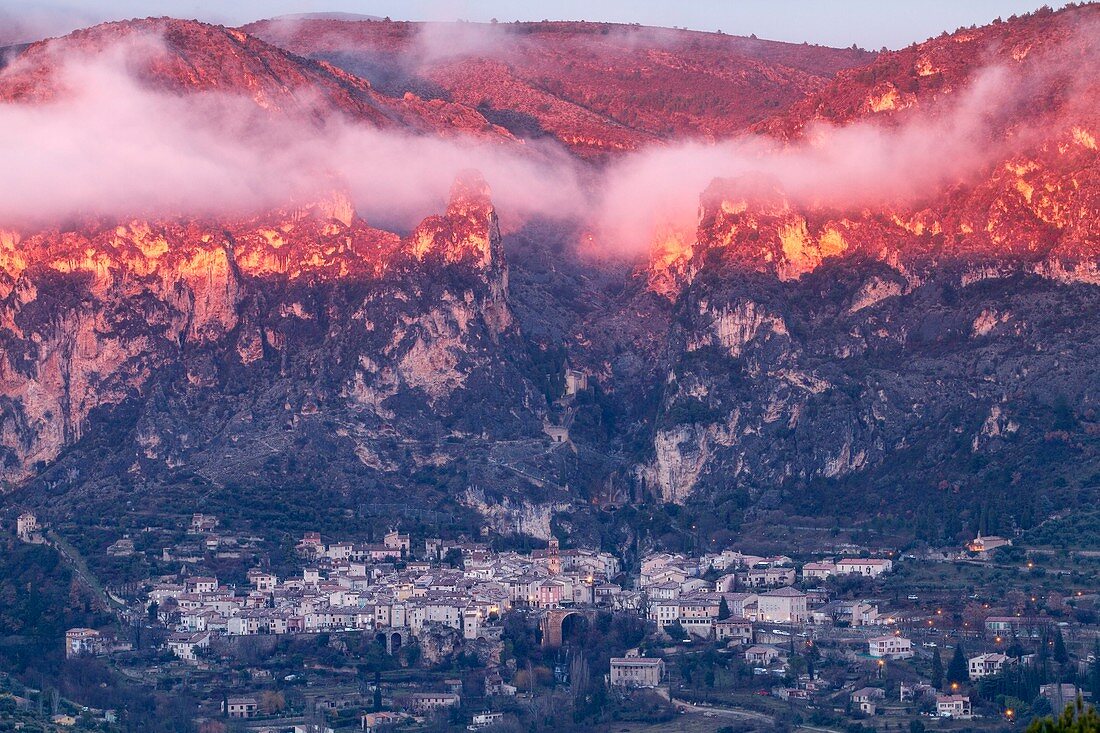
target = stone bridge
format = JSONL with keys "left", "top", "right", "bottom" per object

{"left": 373, "top": 627, "right": 409, "bottom": 654}
{"left": 540, "top": 608, "right": 598, "bottom": 648}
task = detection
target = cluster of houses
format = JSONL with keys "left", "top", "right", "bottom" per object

{"left": 54, "top": 515, "right": 945, "bottom": 722}
{"left": 52, "top": 515, "right": 1081, "bottom": 729}
{"left": 854, "top": 686, "right": 974, "bottom": 719}
{"left": 850, "top": 675, "right": 1083, "bottom": 721}
{"left": 636, "top": 550, "right": 899, "bottom": 640}
{"left": 50, "top": 512, "right": 913, "bottom": 689}
{"left": 29, "top": 497, "right": 1096, "bottom": 733}
{"left": 72, "top": 527, "right": 906, "bottom": 666}
{"left": 144, "top": 533, "right": 629, "bottom": 662}
{"left": 840, "top": 627, "right": 1078, "bottom": 721}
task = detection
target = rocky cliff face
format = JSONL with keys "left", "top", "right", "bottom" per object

{"left": 0, "top": 174, "right": 547, "bottom": 493}
{"left": 2, "top": 8, "right": 1099, "bottom": 546}
{"left": 616, "top": 5, "right": 1100, "bottom": 510}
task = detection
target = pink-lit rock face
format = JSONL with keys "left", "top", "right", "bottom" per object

{"left": 672, "top": 117, "right": 1099, "bottom": 286}
{"left": 411, "top": 173, "right": 499, "bottom": 268}
{"left": 0, "top": 174, "right": 509, "bottom": 484}
{"left": 0, "top": 7, "right": 1097, "bottom": 525}
{"left": 640, "top": 5, "right": 1099, "bottom": 291}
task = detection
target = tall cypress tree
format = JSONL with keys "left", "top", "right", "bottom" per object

{"left": 1053, "top": 626, "right": 1069, "bottom": 666}
{"left": 806, "top": 641, "right": 820, "bottom": 680}
{"left": 947, "top": 643, "right": 968, "bottom": 687}
{"left": 718, "top": 596, "right": 731, "bottom": 620}
{"left": 931, "top": 648, "right": 944, "bottom": 690}
{"left": 1089, "top": 639, "right": 1100, "bottom": 702}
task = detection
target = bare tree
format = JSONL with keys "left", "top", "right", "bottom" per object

{"left": 569, "top": 652, "right": 589, "bottom": 705}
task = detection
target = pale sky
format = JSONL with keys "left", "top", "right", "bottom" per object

{"left": 0, "top": 0, "right": 1072, "bottom": 49}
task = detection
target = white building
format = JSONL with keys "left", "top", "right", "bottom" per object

{"left": 564, "top": 369, "right": 588, "bottom": 396}
{"left": 184, "top": 576, "right": 219, "bottom": 594}
{"left": 868, "top": 635, "right": 913, "bottom": 659}
{"left": 168, "top": 631, "right": 211, "bottom": 661}
{"left": 647, "top": 580, "right": 682, "bottom": 600}
{"left": 16, "top": 512, "right": 40, "bottom": 542}
{"left": 755, "top": 587, "right": 808, "bottom": 624}
{"left": 65, "top": 628, "right": 102, "bottom": 658}
{"left": 744, "top": 644, "right": 782, "bottom": 666}
{"left": 246, "top": 569, "right": 278, "bottom": 591}
{"left": 936, "top": 695, "right": 972, "bottom": 719}
{"left": 969, "top": 653, "right": 1013, "bottom": 679}
{"left": 967, "top": 532, "right": 1012, "bottom": 554}
{"left": 650, "top": 599, "right": 680, "bottom": 626}
{"left": 224, "top": 696, "right": 257, "bottom": 718}
{"left": 384, "top": 530, "right": 411, "bottom": 555}
{"left": 836, "top": 558, "right": 893, "bottom": 577}
{"left": 745, "top": 567, "right": 796, "bottom": 588}
{"left": 851, "top": 687, "right": 885, "bottom": 715}
{"left": 469, "top": 712, "right": 504, "bottom": 730}
{"left": 801, "top": 561, "right": 836, "bottom": 581}
{"left": 408, "top": 693, "right": 460, "bottom": 713}
{"left": 609, "top": 657, "right": 665, "bottom": 688}
{"left": 714, "top": 618, "right": 753, "bottom": 645}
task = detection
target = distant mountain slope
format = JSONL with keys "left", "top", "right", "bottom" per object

{"left": 244, "top": 19, "right": 874, "bottom": 157}
{"left": 0, "top": 8, "right": 1097, "bottom": 556}
{"left": 0, "top": 17, "right": 507, "bottom": 137}
{"left": 757, "top": 3, "right": 1098, "bottom": 137}
{"left": 650, "top": 4, "right": 1100, "bottom": 289}
{"left": 594, "top": 4, "right": 1100, "bottom": 525}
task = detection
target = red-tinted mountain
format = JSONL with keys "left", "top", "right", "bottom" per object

{"left": 758, "top": 4, "right": 1098, "bottom": 137}
{"left": 244, "top": 19, "right": 874, "bottom": 157}
{"left": 589, "top": 6, "right": 1098, "bottom": 516}
{"left": 646, "top": 4, "right": 1099, "bottom": 300}
{"left": 1, "top": 10, "right": 1098, "bottom": 554}
{"left": 0, "top": 17, "right": 507, "bottom": 137}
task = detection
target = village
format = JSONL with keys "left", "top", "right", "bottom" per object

{"left": 13, "top": 507, "right": 1095, "bottom": 733}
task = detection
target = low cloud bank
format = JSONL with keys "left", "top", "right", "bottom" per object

{"left": 0, "top": 24, "right": 1091, "bottom": 256}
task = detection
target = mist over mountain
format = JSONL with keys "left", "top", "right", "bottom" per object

{"left": 0, "top": 5, "right": 1097, "bottom": 553}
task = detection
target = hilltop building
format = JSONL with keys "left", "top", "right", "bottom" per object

{"left": 609, "top": 657, "right": 665, "bottom": 688}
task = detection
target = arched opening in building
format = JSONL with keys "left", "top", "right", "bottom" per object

{"left": 560, "top": 613, "right": 588, "bottom": 646}
{"left": 390, "top": 632, "right": 403, "bottom": 652}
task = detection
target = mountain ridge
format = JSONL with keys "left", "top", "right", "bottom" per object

{"left": 0, "top": 7, "right": 1097, "bottom": 553}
